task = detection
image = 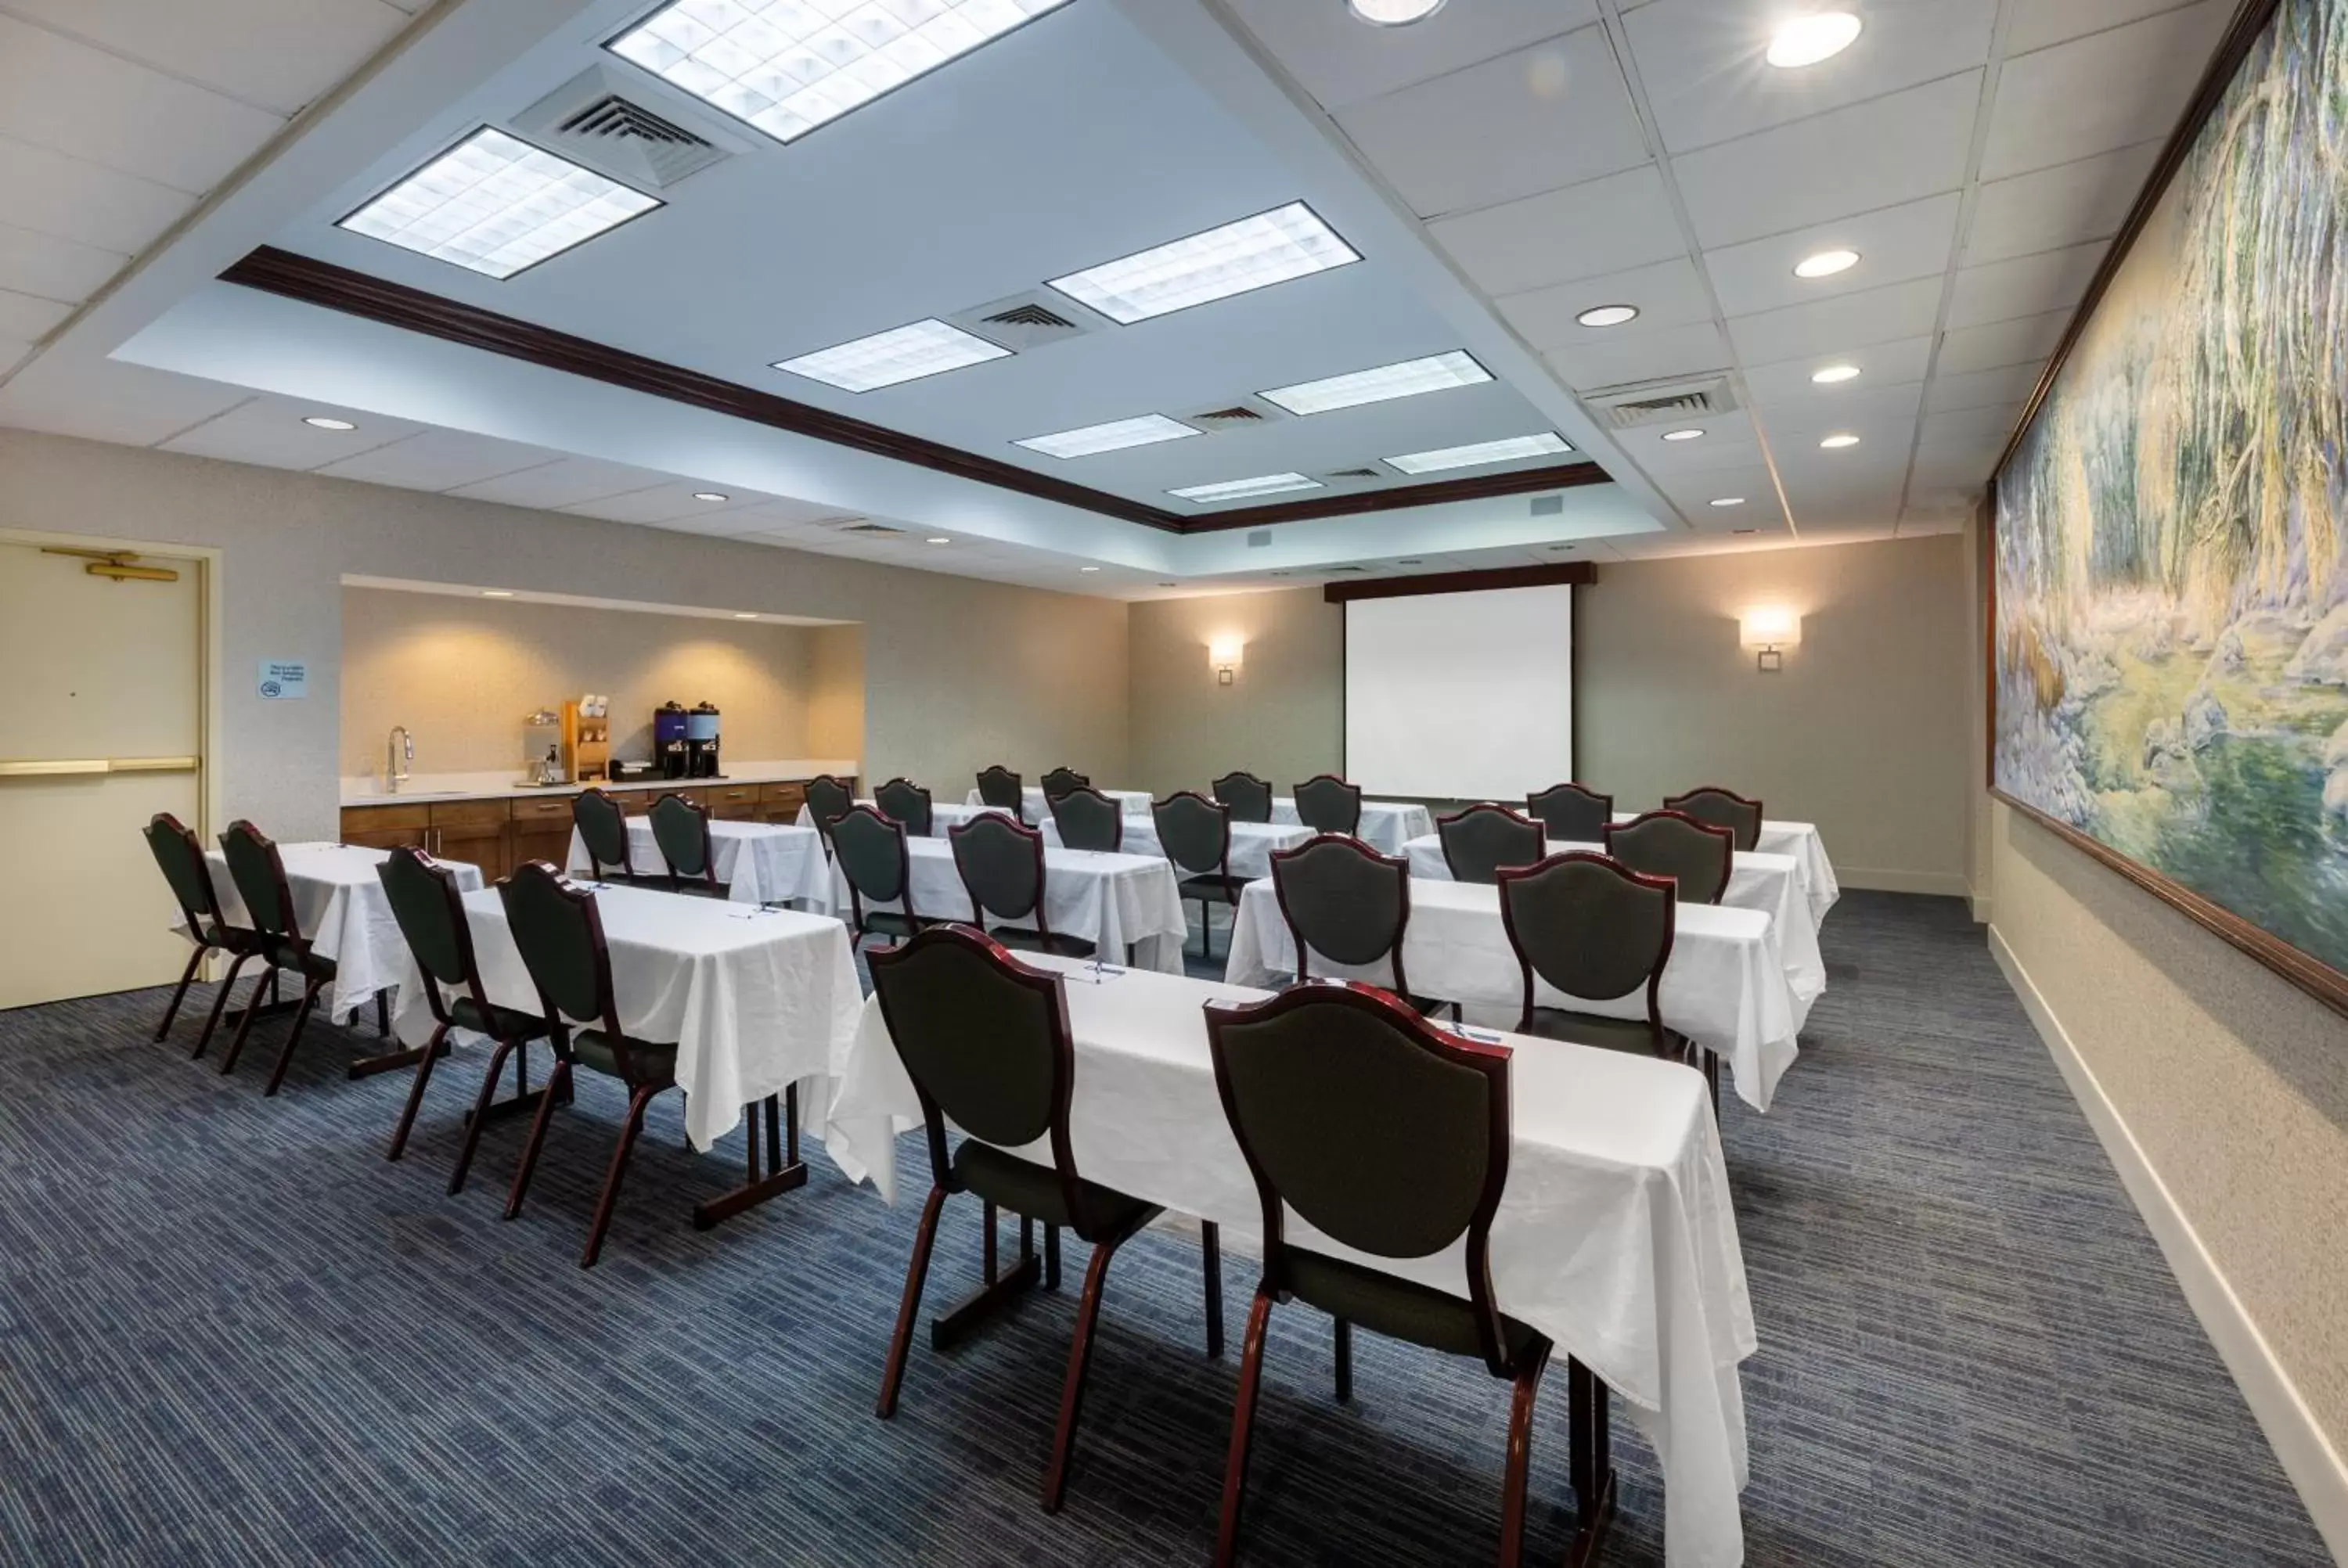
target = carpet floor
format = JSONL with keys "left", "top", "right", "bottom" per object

{"left": 0, "top": 891, "right": 2326, "bottom": 1565}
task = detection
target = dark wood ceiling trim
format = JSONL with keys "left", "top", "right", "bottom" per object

{"left": 1320, "top": 559, "right": 1593, "bottom": 602}
{"left": 1181, "top": 459, "right": 1610, "bottom": 531}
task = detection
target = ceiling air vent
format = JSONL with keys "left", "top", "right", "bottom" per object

{"left": 1325, "top": 466, "right": 1381, "bottom": 480}
{"left": 947, "top": 290, "right": 1108, "bottom": 351}
{"left": 835, "top": 520, "right": 905, "bottom": 537}
{"left": 1581, "top": 372, "right": 1740, "bottom": 430}
{"left": 513, "top": 66, "right": 744, "bottom": 189}
{"left": 1176, "top": 396, "right": 1291, "bottom": 430}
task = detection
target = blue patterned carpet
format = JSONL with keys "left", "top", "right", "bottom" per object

{"left": 0, "top": 893, "right": 2326, "bottom": 1565}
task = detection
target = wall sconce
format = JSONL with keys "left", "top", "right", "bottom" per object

{"left": 1208, "top": 636, "right": 1244, "bottom": 687}
{"left": 1738, "top": 607, "right": 1802, "bottom": 672}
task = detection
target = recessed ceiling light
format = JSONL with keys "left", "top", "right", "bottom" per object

{"left": 1811, "top": 364, "right": 1861, "bottom": 384}
{"left": 733, "top": 612, "right": 759, "bottom": 619}
{"left": 1820, "top": 433, "right": 1861, "bottom": 449}
{"left": 481, "top": 589, "right": 515, "bottom": 598}
{"left": 1079, "top": 565, "right": 1101, "bottom": 573}
{"left": 1169, "top": 473, "right": 1323, "bottom": 504}
{"left": 607, "top": 0, "right": 1072, "bottom": 146}
{"left": 301, "top": 415, "right": 357, "bottom": 431}
{"left": 1794, "top": 248, "right": 1860, "bottom": 279}
{"left": 1260, "top": 351, "right": 1492, "bottom": 416}
{"left": 1662, "top": 428, "right": 1705, "bottom": 442}
{"left": 773, "top": 318, "right": 1009, "bottom": 393}
{"left": 1766, "top": 11, "right": 1862, "bottom": 67}
{"left": 1017, "top": 413, "right": 1200, "bottom": 459}
{"left": 338, "top": 128, "right": 659, "bottom": 279}
{"left": 1383, "top": 432, "right": 1573, "bottom": 475}
{"left": 1047, "top": 202, "right": 1359, "bottom": 324}
{"left": 1348, "top": 0, "right": 1447, "bottom": 23}
{"left": 692, "top": 491, "right": 729, "bottom": 502}
{"left": 925, "top": 536, "right": 952, "bottom": 545}
{"left": 1733, "top": 527, "right": 1759, "bottom": 535}
{"left": 1576, "top": 304, "right": 1640, "bottom": 328}
{"left": 1710, "top": 497, "right": 1746, "bottom": 508}
{"left": 1398, "top": 559, "right": 1424, "bottom": 566}
{"left": 1158, "top": 581, "right": 1178, "bottom": 587}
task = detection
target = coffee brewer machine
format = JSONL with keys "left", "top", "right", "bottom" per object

{"left": 655, "top": 701, "right": 690, "bottom": 779}
{"left": 686, "top": 700, "right": 722, "bottom": 778}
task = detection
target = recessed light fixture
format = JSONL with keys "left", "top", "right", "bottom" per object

{"left": 481, "top": 589, "right": 515, "bottom": 598}
{"left": 301, "top": 415, "right": 357, "bottom": 431}
{"left": 1766, "top": 11, "right": 1862, "bottom": 68}
{"left": 925, "top": 536, "right": 952, "bottom": 545}
{"left": 1169, "top": 473, "right": 1323, "bottom": 504}
{"left": 1048, "top": 203, "right": 1359, "bottom": 324}
{"left": 1794, "top": 248, "right": 1860, "bottom": 279}
{"left": 1576, "top": 304, "right": 1640, "bottom": 328}
{"left": 692, "top": 491, "right": 729, "bottom": 502}
{"left": 1733, "top": 527, "right": 1759, "bottom": 535}
{"left": 338, "top": 128, "right": 660, "bottom": 279}
{"left": 607, "top": 0, "right": 1072, "bottom": 145}
{"left": 1820, "top": 433, "right": 1861, "bottom": 449}
{"left": 1383, "top": 432, "right": 1572, "bottom": 475}
{"left": 1262, "top": 351, "right": 1491, "bottom": 416}
{"left": 1811, "top": 364, "right": 1861, "bottom": 384}
{"left": 733, "top": 612, "right": 759, "bottom": 619}
{"left": 1348, "top": 0, "right": 1447, "bottom": 24}
{"left": 1710, "top": 497, "right": 1746, "bottom": 508}
{"left": 1017, "top": 414, "right": 1200, "bottom": 459}
{"left": 1662, "top": 428, "right": 1705, "bottom": 442}
{"left": 1079, "top": 565, "right": 1101, "bottom": 573}
{"left": 773, "top": 318, "right": 1009, "bottom": 393}
{"left": 1398, "top": 558, "right": 1424, "bottom": 566}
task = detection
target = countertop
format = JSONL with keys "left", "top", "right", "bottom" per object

{"left": 339, "top": 759, "right": 861, "bottom": 808}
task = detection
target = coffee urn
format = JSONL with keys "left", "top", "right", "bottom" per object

{"left": 685, "top": 700, "right": 722, "bottom": 778}
{"left": 655, "top": 701, "right": 690, "bottom": 779}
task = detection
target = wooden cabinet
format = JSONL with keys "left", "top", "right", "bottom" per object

{"left": 425, "top": 798, "right": 510, "bottom": 881}
{"left": 508, "top": 793, "right": 574, "bottom": 871}
{"left": 757, "top": 780, "right": 807, "bottom": 825}
{"left": 708, "top": 782, "right": 760, "bottom": 821}
{"left": 341, "top": 803, "right": 429, "bottom": 852}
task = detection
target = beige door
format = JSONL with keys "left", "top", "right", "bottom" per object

{"left": 0, "top": 541, "right": 204, "bottom": 1009}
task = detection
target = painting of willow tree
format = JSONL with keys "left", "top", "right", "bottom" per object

{"left": 1994, "top": 0, "right": 2348, "bottom": 980}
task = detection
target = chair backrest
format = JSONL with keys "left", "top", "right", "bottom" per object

{"left": 1151, "top": 790, "right": 1231, "bottom": 877}
{"left": 648, "top": 792, "right": 714, "bottom": 881}
{"left": 1290, "top": 774, "right": 1362, "bottom": 836}
{"left": 376, "top": 845, "right": 482, "bottom": 998}
{"left": 1437, "top": 803, "right": 1547, "bottom": 886}
{"left": 1205, "top": 983, "right": 1517, "bottom": 1372}
{"left": 1271, "top": 835, "right": 1410, "bottom": 989}
{"left": 950, "top": 812, "right": 1046, "bottom": 924}
{"left": 1525, "top": 781, "right": 1612, "bottom": 844}
{"left": 1663, "top": 786, "right": 1763, "bottom": 852}
{"left": 873, "top": 776, "right": 933, "bottom": 838}
{"left": 219, "top": 821, "right": 299, "bottom": 940}
{"left": 1496, "top": 853, "right": 1676, "bottom": 1034}
{"left": 869, "top": 926, "right": 1107, "bottom": 1232}
{"left": 144, "top": 811, "right": 225, "bottom": 929}
{"left": 496, "top": 861, "right": 628, "bottom": 1052}
{"left": 1212, "top": 770, "right": 1273, "bottom": 823}
{"left": 1039, "top": 766, "right": 1090, "bottom": 803}
{"left": 572, "top": 787, "right": 633, "bottom": 876}
{"left": 1604, "top": 809, "right": 1734, "bottom": 904}
{"left": 974, "top": 764, "right": 1024, "bottom": 816}
{"left": 832, "top": 804, "right": 912, "bottom": 916}
{"left": 805, "top": 774, "right": 855, "bottom": 834}
{"left": 1049, "top": 786, "right": 1123, "bottom": 852}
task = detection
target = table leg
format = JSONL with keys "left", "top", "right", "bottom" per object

{"left": 692, "top": 1089, "right": 808, "bottom": 1230}
{"left": 1565, "top": 1357, "right": 1618, "bottom": 1568}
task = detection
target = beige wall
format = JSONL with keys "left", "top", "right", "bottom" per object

{"left": 808, "top": 623, "right": 866, "bottom": 768}
{"left": 1126, "top": 588, "right": 1343, "bottom": 797}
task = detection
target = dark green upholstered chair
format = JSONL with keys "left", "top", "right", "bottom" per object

{"left": 1269, "top": 835, "right": 1434, "bottom": 1011}
{"left": 571, "top": 788, "right": 640, "bottom": 883}
{"left": 216, "top": 821, "right": 342, "bottom": 1097}
{"left": 874, "top": 776, "right": 934, "bottom": 838}
{"left": 805, "top": 774, "right": 856, "bottom": 847}
{"left": 975, "top": 764, "right": 1025, "bottom": 821}
{"left": 1604, "top": 810, "right": 1734, "bottom": 905}
{"left": 870, "top": 925, "right": 1223, "bottom": 1512}
{"left": 1526, "top": 782, "right": 1612, "bottom": 844}
{"left": 1153, "top": 790, "right": 1244, "bottom": 960}
{"left": 1290, "top": 774, "right": 1361, "bottom": 836}
{"left": 1203, "top": 983, "right": 1612, "bottom": 1568}
{"left": 1663, "top": 786, "right": 1763, "bottom": 852}
{"left": 833, "top": 804, "right": 926, "bottom": 947}
{"left": 1437, "top": 803, "right": 1547, "bottom": 886}
{"left": 143, "top": 811, "right": 259, "bottom": 1056}
{"left": 1049, "top": 785, "right": 1123, "bottom": 853}
{"left": 1039, "top": 766, "right": 1090, "bottom": 806}
{"left": 1212, "top": 770, "right": 1273, "bottom": 824}
{"left": 949, "top": 813, "right": 1093, "bottom": 958}
{"left": 494, "top": 861, "right": 681, "bottom": 1268}
{"left": 648, "top": 791, "right": 728, "bottom": 897}
{"left": 375, "top": 846, "right": 555, "bottom": 1171}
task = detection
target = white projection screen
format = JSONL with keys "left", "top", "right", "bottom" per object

{"left": 1344, "top": 584, "right": 1574, "bottom": 800}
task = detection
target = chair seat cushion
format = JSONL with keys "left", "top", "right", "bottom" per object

{"left": 860, "top": 909, "right": 924, "bottom": 940}
{"left": 259, "top": 938, "right": 335, "bottom": 980}
{"left": 953, "top": 1141, "right": 1158, "bottom": 1240}
{"left": 1177, "top": 873, "right": 1246, "bottom": 902}
{"left": 991, "top": 927, "right": 1097, "bottom": 959}
{"left": 449, "top": 994, "right": 551, "bottom": 1042}
{"left": 1522, "top": 1007, "right": 1671, "bottom": 1059}
{"left": 1284, "top": 1247, "right": 1543, "bottom": 1363}
{"left": 196, "top": 921, "right": 258, "bottom": 953}
{"left": 571, "top": 1027, "right": 677, "bottom": 1084}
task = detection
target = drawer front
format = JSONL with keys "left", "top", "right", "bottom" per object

{"left": 510, "top": 825, "right": 571, "bottom": 869}
{"left": 510, "top": 794, "right": 575, "bottom": 824}
{"left": 344, "top": 804, "right": 430, "bottom": 833}
{"left": 429, "top": 797, "right": 511, "bottom": 830}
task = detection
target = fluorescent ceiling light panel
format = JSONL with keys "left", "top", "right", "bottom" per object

{"left": 1047, "top": 203, "right": 1359, "bottom": 324}
{"left": 1383, "top": 432, "right": 1572, "bottom": 475}
{"left": 607, "top": 0, "right": 1071, "bottom": 145}
{"left": 338, "top": 128, "right": 659, "bottom": 279}
{"left": 773, "top": 317, "right": 1009, "bottom": 392}
{"left": 1260, "top": 351, "right": 1491, "bottom": 416}
{"left": 1169, "top": 473, "right": 1323, "bottom": 503}
{"left": 1017, "top": 414, "right": 1200, "bottom": 459}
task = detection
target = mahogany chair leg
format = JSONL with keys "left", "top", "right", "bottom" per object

{"left": 1214, "top": 1288, "right": 1276, "bottom": 1568}
{"left": 1496, "top": 1341, "right": 1553, "bottom": 1568}
{"left": 503, "top": 1059, "right": 571, "bottom": 1219}
{"left": 1334, "top": 1318, "right": 1353, "bottom": 1403}
{"left": 190, "top": 954, "right": 250, "bottom": 1059}
{"left": 217, "top": 966, "right": 273, "bottom": 1074}
{"left": 1042, "top": 1233, "right": 1125, "bottom": 1514}
{"left": 1202, "top": 1221, "right": 1224, "bottom": 1358}
{"left": 386, "top": 1023, "right": 453, "bottom": 1161}
{"left": 1043, "top": 1223, "right": 1061, "bottom": 1290}
{"left": 261, "top": 979, "right": 324, "bottom": 1097}
{"left": 448, "top": 1038, "right": 520, "bottom": 1195}
{"left": 156, "top": 945, "right": 204, "bottom": 1041}
{"left": 877, "top": 1184, "right": 948, "bottom": 1419}
{"left": 1566, "top": 1357, "right": 1618, "bottom": 1567}
{"left": 579, "top": 1082, "right": 661, "bottom": 1268}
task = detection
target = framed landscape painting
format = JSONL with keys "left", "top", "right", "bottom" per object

{"left": 1990, "top": 0, "right": 2348, "bottom": 1014}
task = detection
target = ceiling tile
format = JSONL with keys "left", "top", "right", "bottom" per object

{"left": 1924, "top": 363, "right": 2042, "bottom": 412}
{"left": 1702, "top": 192, "right": 1961, "bottom": 317}
{"left": 0, "top": 356, "right": 246, "bottom": 444}
{"left": 160, "top": 396, "right": 427, "bottom": 469}
{"left": 0, "top": 286, "right": 71, "bottom": 340}
{"left": 0, "top": 134, "right": 196, "bottom": 254}
{"left": 563, "top": 482, "right": 771, "bottom": 527}
{"left": 1617, "top": 409, "right": 1758, "bottom": 472}
{"left": 1946, "top": 241, "right": 2105, "bottom": 329}
{"left": 0, "top": 0, "right": 414, "bottom": 119}
{"left": 1724, "top": 275, "right": 1943, "bottom": 365}
{"left": 1226, "top": 0, "right": 1600, "bottom": 110}
{"left": 1979, "top": 1, "right": 2232, "bottom": 180}
{"left": 1741, "top": 335, "right": 1936, "bottom": 408}
{"left": 1626, "top": 0, "right": 1997, "bottom": 154}
{"left": 1935, "top": 307, "right": 2071, "bottom": 374}
{"left": 1759, "top": 397, "right": 1926, "bottom": 452}
{"left": 1672, "top": 72, "right": 1982, "bottom": 247}
{"left": 1911, "top": 444, "right": 2005, "bottom": 491}
{"left": 1496, "top": 255, "right": 1712, "bottom": 350}
{"left": 1425, "top": 164, "right": 1680, "bottom": 298}
{"left": 0, "top": 220, "right": 126, "bottom": 303}
{"left": 1540, "top": 319, "right": 1731, "bottom": 390}
{"left": 1333, "top": 26, "right": 1650, "bottom": 218}
{"left": 447, "top": 457, "right": 677, "bottom": 510}
{"left": 1962, "top": 140, "right": 2163, "bottom": 264}
{"left": 313, "top": 430, "right": 560, "bottom": 491}
{"left": 2004, "top": 0, "right": 2209, "bottom": 56}
{"left": 1918, "top": 402, "right": 2023, "bottom": 450}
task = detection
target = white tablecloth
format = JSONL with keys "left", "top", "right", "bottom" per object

{"left": 1086, "top": 816, "right": 1315, "bottom": 880}
{"left": 798, "top": 800, "right": 996, "bottom": 838}
{"left": 825, "top": 955, "right": 1752, "bottom": 1568}
{"left": 192, "top": 842, "right": 484, "bottom": 1023}
{"left": 1401, "top": 834, "right": 1824, "bottom": 1018}
{"left": 1226, "top": 876, "right": 1799, "bottom": 1113}
{"left": 391, "top": 881, "right": 863, "bottom": 1153}
{"left": 1617, "top": 814, "right": 1840, "bottom": 924}
{"left": 567, "top": 818, "right": 833, "bottom": 912}
{"left": 967, "top": 786, "right": 1154, "bottom": 822}
{"left": 1269, "top": 797, "right": 1435, "bottom": 853}
{"left": 831, "top": 835, "right": 1190, "bottom": 974}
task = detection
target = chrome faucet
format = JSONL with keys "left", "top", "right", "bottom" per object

{"left": 387, "top": 725, "right": 413, "bottom": 791}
